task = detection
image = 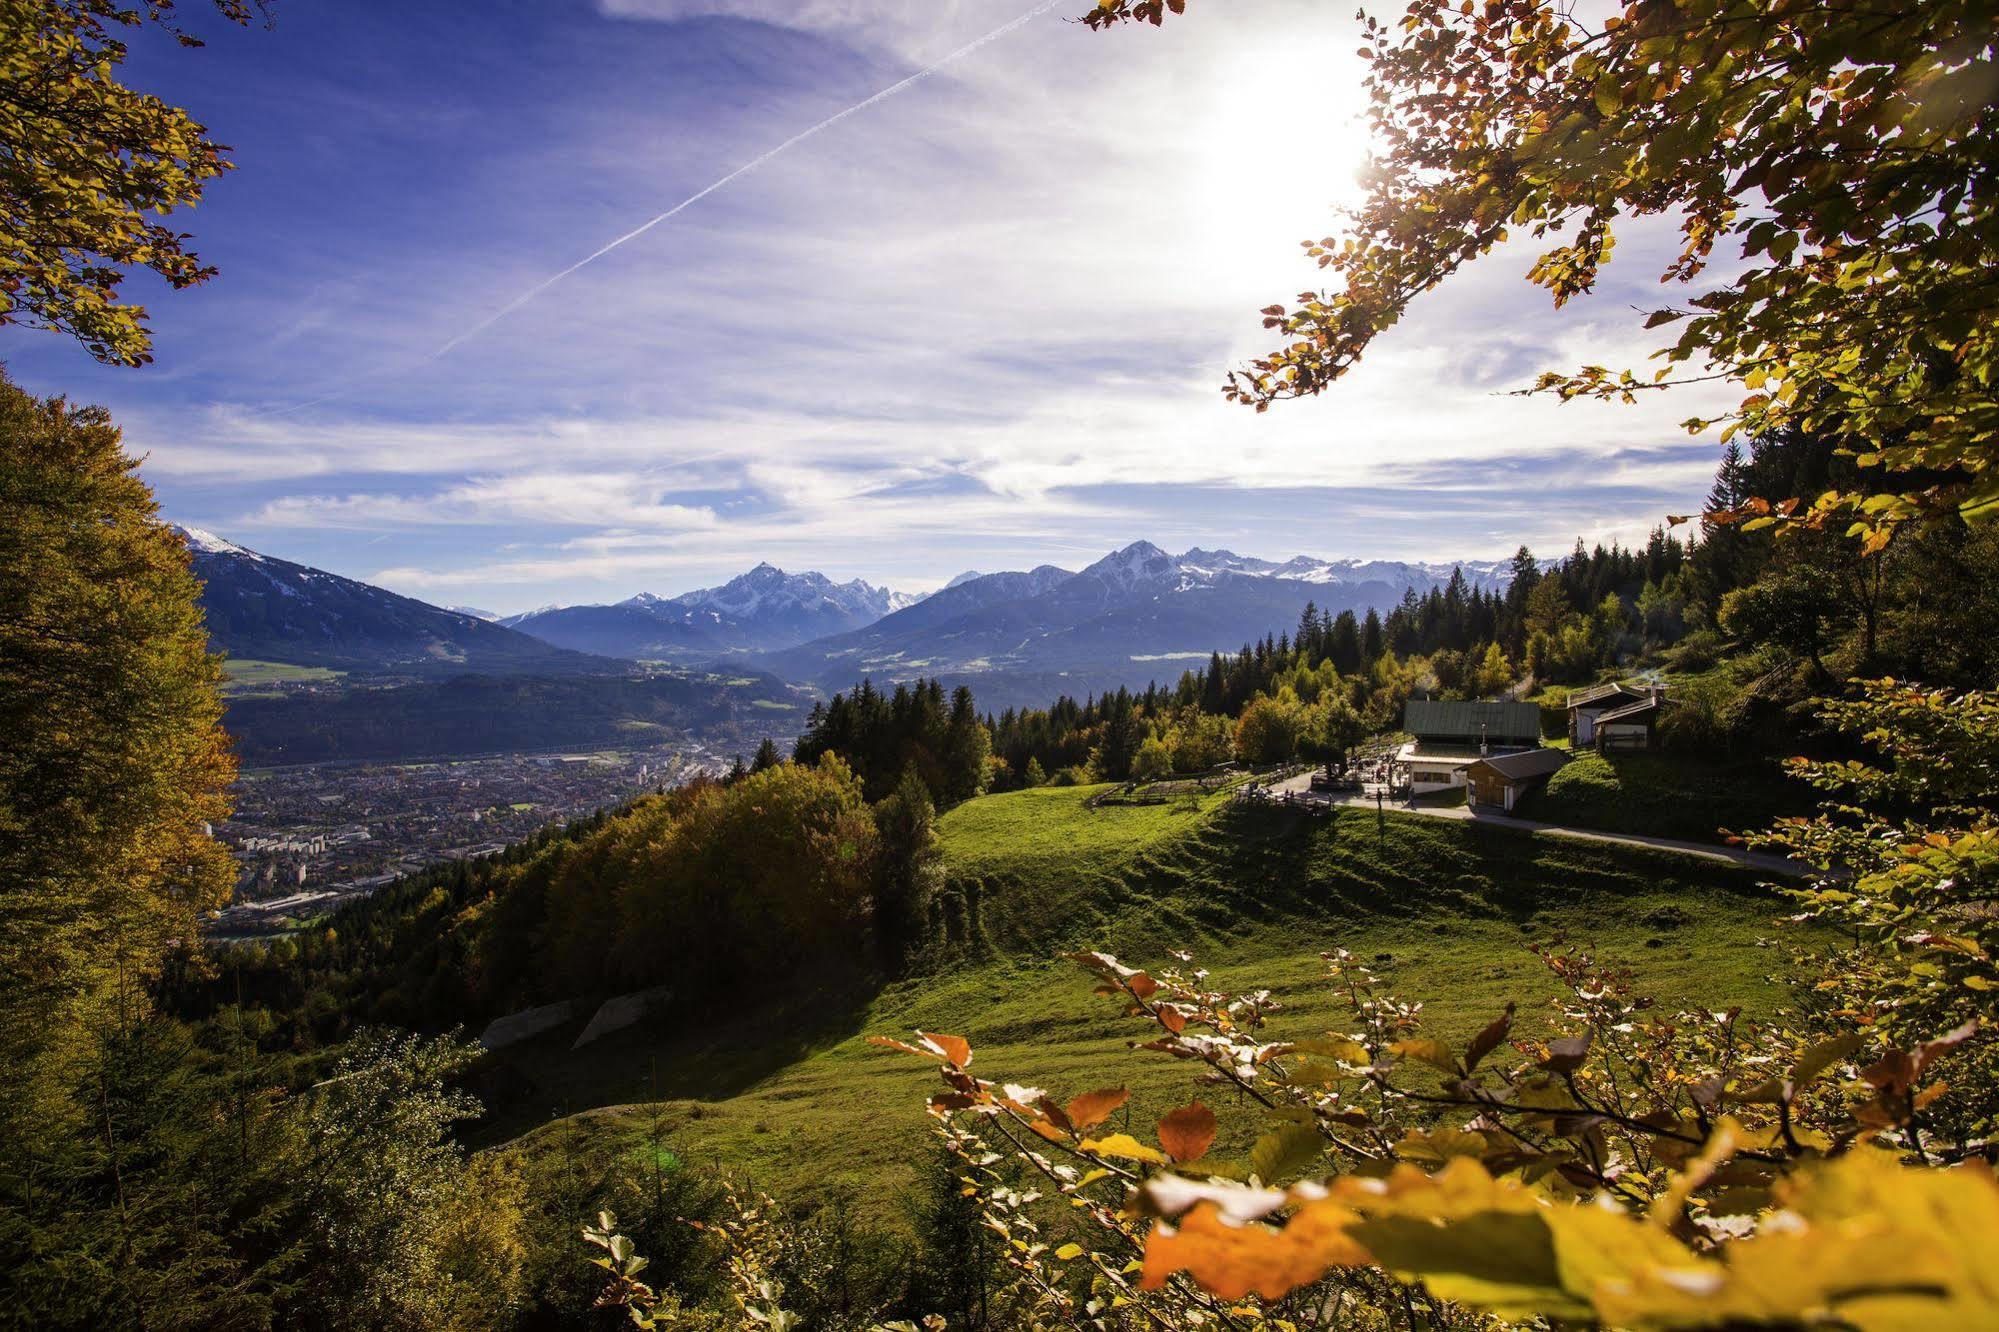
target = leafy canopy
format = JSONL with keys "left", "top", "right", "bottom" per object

{"left": 0, "top": 1, "right": 265, "bottom": 365}
{"left": 1088, "top": 0, "right": 1999, "bottom": 538}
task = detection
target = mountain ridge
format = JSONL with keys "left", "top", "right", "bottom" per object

{"left": 171, "top": 526, "right": 603, "bottom": 675}
{"left": 500, "top": 562, "right": 921, "bottom": 662}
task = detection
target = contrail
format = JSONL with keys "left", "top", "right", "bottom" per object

{"left": 433, "top": 0, "right": 1066, "bottom": 359}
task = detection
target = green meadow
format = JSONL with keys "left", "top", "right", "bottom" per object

{"left": 493, "top": 784, "right": 1794, "bottom": 1209}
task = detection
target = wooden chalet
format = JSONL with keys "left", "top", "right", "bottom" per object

{"left": 1567, "top": 681, "right": 1671, "bottom": 751}
{"left": 1466, "top": 748, "right": 1571, "bottom": 811}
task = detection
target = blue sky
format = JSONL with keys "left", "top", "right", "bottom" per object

{"left": 5, "top": 0, "right": 1733, "bottom": 613}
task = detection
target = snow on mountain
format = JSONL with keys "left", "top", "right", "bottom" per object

{"left": 943, "top": 570, "right": 983, "bottom": 590}
{"left": 173, "top": 524, "right": 262, "bottom": 561}
{"left": 1076, "top": 540, "right": 1180, "bottom": 594}
{"left": 168, "top": 525, "right": 594, "bottom": 673}
{"left": 670, "top": 562, "right": 906, "bottom": 623}
{"left": 506, "top": 563, "right": 918, "bottom": 662}
{"left": 1170, "top": 548, "right": 1509, "bottom": 593}
{"left": 763, "top": 541, "right": 1530, "bottom": 712}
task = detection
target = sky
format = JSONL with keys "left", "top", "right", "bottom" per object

{"left": 5, "top": 0, "right": 1736, "bottom": 614}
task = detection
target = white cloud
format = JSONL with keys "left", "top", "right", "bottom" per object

{"left": 244, "top": 472, "right": 722, "bottom": 531}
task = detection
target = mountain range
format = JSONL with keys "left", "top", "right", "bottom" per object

{"left": 174, "top": 525, "right": 1514, "bottom": 712}
{"left": 756, "top": 541, "right": 1510, "bottom": 711}
{"left": 499, "top": 563, "right": 918, "bottom": 662}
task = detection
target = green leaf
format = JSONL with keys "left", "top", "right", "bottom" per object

{"left": 1390, "top": 1038, "right": 1461, "bottom": 1076}
{"left": 1249, "top": 1122, "right": 1323, "bottom": 1184}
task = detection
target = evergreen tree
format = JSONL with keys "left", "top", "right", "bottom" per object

{"left": 871, "top": 768, "right": 942, "bottom": 971}
{"left": 941, "top": 686, "right": 990, "bottom": 805}
{"left": 1360, "top": 608, "right": 1385, "bottom": 664}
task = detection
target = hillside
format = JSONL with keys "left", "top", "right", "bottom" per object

{"left": 222, "top": 669, "right": 802, "bottom": 765}
{"left": 486, "top": 784, "right": 1791, "bottom": 1202}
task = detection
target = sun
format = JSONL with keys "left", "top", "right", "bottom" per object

{"left": 1179, "top": 29, "right": 1373, "bottom": 310}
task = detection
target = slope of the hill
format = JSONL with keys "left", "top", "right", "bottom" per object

{"left": 487, "top": 785, "right": 1792, "bottom": 1205}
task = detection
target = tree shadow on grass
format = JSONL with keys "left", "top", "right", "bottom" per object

{"left": 467, "top": 967, "right": 883, "bottom": 1146}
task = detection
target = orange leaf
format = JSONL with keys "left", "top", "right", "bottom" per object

{"left": 1158, "top": 1101, "right": 1218, "bottom": 1163}
{"left": 868, "top": 1036, "right": 935, "bottom": 1059}
{"left": 920, "top": 1031, "right": 972, "bottom": 1068}
{"left": 1067, "top": 1086, "right": 1130, "bottom": 1131}
{"left": 1141, "top": 1200, "right": 1372, "bottom": 1300}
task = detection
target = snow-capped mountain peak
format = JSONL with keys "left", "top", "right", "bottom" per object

{"left": 171, "top": 523, "right": 263, "bottom": 561}
{"left": 1081, "top": 540, "right": 1178, "bottom": 593}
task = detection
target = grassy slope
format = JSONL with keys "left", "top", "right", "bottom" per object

{"left": 492, "top": 784, "right": 1794, "bottom": 1211}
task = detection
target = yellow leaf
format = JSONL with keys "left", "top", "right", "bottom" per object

{"left": 1080, "top": 1133, "right": 1169, "bottom": 1166}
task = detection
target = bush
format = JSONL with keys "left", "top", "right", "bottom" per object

{"left": 1130, "top": 737, "right": 1174, "bottom": 783}
{"left": 1666, "top": 629, "right": 1725, "bottom": 673}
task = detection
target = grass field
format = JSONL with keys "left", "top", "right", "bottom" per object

{"left": 490, "top": 785, "right": 1797, "bottom": 1212}
{"left": 219, "top": 658, "right": 343, "bottom": 691}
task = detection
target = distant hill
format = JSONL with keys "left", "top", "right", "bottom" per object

{"left": 175, "top": 527, "right": 601, "bottom": 675}
{"left": 761, "top": 541, "right": 1509, "bottom": 710}
{"left": 503, "top": 562, "right": 920, "bottom": 662}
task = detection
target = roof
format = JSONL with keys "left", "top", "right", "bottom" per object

{"left": 1568, "top": 682, "right": 1647, "bottom": 710}
{"left": 1468, "top": 749, "right": 1571, "bottom": 782}
{"left": 1403, "top": 699, "right": 1542, "bottom": 743}
{"left": 1597, "top": 695, "right": 1670, "bottom": 725}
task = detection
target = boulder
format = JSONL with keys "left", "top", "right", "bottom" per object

{"left": 478, "top": 999, "right": 577, "bottom": 1050}
{"left": 572, "top": 985, "right": 673, "bottom": 1049}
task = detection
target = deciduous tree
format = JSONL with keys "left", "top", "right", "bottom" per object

{"left": 0, "top": 370, "right": 235, "bottom": 1146}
